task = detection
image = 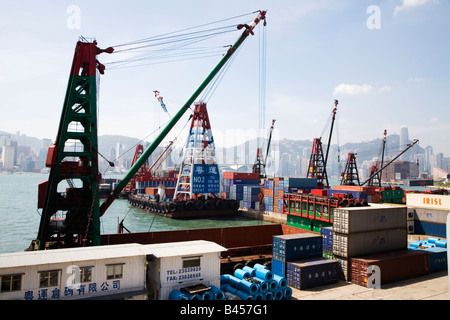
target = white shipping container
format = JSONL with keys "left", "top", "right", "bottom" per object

{"left": 333, "top": 204, "right": 407, "bottom": 234}
{"left": 411, "top": 207, "right": 449, "bottom": 224}
{"left": 332, "top": 228, "right": 407, "bottom": 258}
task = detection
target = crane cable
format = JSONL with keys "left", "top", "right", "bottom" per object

{"left": 104, "top": 11, "right": 260, "bottom": 70}
{"left": 110, "top": 11, "right": 259, "bottom": 49}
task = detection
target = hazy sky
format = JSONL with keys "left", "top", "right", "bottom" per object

{"left": 1, "top": 0, "right": 449, "bottom": 157}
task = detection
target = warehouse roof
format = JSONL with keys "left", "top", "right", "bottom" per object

{"left": 0, "top": 241, "right": 225, "bottom": 269}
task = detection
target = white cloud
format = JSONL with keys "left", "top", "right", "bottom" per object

{"left": 332, "top": 83, "right": 374, "bottom": 95}
{"left": 407, "top": 77, "right": 425, "bottom": 82}
{"left": 394, "top": 0, "right": 437, "bottom": 16}
{"left": 379, "top": 85, "right": 392, "bottom": 92}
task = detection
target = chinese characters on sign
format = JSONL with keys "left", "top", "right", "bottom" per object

{"left": 23, "top": 280, "right": 121, "bottom": 300}
{"left": 192, "top": 164, "right": 220, "bottom": 194}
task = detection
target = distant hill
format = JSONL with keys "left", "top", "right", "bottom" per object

{"left": 0, "top": 130, "right": 426, "bottom": 171}
{"left": 0, "top": 131, "right": 43, "bottom": 153}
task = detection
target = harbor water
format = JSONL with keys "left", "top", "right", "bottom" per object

{"left": 0, "top": 173, "right": 270, "bottom": 254}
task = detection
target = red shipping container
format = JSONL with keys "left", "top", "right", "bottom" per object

{"left": 351, "top": 250, "right": 429, "bottom": 287}
{"left": 311, "top": 189, "right": 328, "bottom": 196}
{"left": 223, "top": 172, "right": 260, "bottom": 180}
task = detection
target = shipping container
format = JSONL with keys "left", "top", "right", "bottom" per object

{"left": 312, "top": 220, "right": 332, "bottom": 233}
{"left": 272, "top": 258, "right": 286, "bottom": 277}
{"left": 412, "top": 207, "right": 449, "bottom": 224}
{"left": 286, "top": 214, "right": 313, "bottom": 231}
{"left": 286, "top": 258, "right": 338, "bottom": 290}
{"left": 420, "top": 247, "right": 448, "bottom": 272}
{"left": 272, "top": 233, "right": 322, "bottom": 261}
{"left": 414, "top": 220, "right": 447, "bottom": 238}
{"left": 350, "top": 250, "right": 429, "bottom": 288}
{"left": 223, "top": 172, "right": 260, "bottom": 180}
{"left": 283, "top": 177, "right": 317, "bottom": 188}
{"left": 321, "top": 227, "right": 333, "bottom": 252}
{"left": 333, "top": 204, "right": 407, "bottom": 234}
{"left": 332, "top": 228, "right": 407, "bottom": 258}
{"left": 334, "top": 255, "right": 351, "bottom": 281}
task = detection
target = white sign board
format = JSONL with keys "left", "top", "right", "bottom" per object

{"left": 406, "top": 194, "right": 450, "bottom": 211}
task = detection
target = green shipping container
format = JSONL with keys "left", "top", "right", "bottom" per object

{"left": 311, "top": 220, "right": 333, "bottom": 233}
{"left": 286, "top": 214, "right": 312, "bottom": 231}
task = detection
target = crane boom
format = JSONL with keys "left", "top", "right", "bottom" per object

{"left": 264, "top": 119, "right": 276, "bottom": 166}
{"left": 323, "top": 100, "right": 338, "bottom": 170}
{"left": 361, "top": 139, "right": 419, "bottom": 186}
{"left": 100, "top": 10, "right": 267, "bottom": 215}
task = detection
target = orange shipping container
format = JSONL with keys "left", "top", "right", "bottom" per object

{"left": 145, "top": 187, "right": 158, "bottom": 196}
{"left": 223, "top": 172, "right": 260, "bottom": 180}
{"left": 263, "top": 188, "right": 274, "bottom": 197}
{"left": 332, "top": 185, "right": 365, "bottom": 192}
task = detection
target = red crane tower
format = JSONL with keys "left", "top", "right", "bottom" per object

{"left": 306, "top": 100, "right": 338, "bottom": 188}
{"left": 174, "top": 101, "right": 220, "bottom": 201}
{"left": 340, "top": 153, "right": 360, "bottom": 186}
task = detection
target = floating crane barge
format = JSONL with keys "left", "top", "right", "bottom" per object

{"left": 33, "top": 10, "right": 267, "bottom": 250}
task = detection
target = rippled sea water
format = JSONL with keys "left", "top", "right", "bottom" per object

{"left": 0, "top": 173, "right": 269, "bottom": 253}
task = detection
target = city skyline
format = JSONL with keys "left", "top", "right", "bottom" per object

{"left": 1, "top": 1, "right": 449, "bottom": 158}
{"left": 1, "top": 124, "right": 448, "bottom": 182}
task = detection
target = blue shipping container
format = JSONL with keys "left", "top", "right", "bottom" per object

{"left": 273, "top": 233, "right": 323, "bottom": 261}
{"left": 284, "top": 178, "right": 317, "bottom": 188}
{"left": 272, "top": 258, "right": 286, "bottom": 277}
{"left": 321, "top": 227, "right": 333, "bottom": 252}
{"left": 414, "top": 221, "right": 446, "bottom": 238}
{"left": 231, "top": 179, "right": 260, "bottom": 185}
{"left": 286, "top": 258, "right": 338, "bottom": 290}
{"left": 410, "top": 247, "right": 447, "bottom": 273}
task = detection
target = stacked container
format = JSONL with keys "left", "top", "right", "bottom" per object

{"left": 261, "top": 177, "right": 317, "bottom": 213}
{"left": 332, "top": 204, "right": 407, "bottom": 280}
{"left": 222, "top": 172, "right": 259, "bottom": 202}
{"left": 271, "top": 232, "right": 338, "bottom": 290}
{"left": 242, "top": 185, "right": 263, "bottom": 210}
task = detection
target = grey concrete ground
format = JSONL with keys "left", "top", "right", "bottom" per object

{"left": 290, "top": 269, "right": 448, "bottom": 300}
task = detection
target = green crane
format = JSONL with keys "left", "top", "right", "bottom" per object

{"left": 34, "top": 11, "right": 267, "bottom": 250}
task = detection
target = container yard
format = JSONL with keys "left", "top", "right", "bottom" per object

{"left": 6, "top": 8, "right": 447, "bottom": 304}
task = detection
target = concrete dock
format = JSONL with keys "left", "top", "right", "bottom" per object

{"left": 290, "top": 269, "right": 448, "bottom": 300}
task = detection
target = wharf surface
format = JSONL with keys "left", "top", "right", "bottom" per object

{"left": 289, "top": 270, "right": 448, "bottom": 300}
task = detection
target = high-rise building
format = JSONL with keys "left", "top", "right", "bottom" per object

{"left": 1, "top": 145, "right": 15, "bottom": 170}
{"left": 400, "top": 126, "right": 411, "bottom": 160}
